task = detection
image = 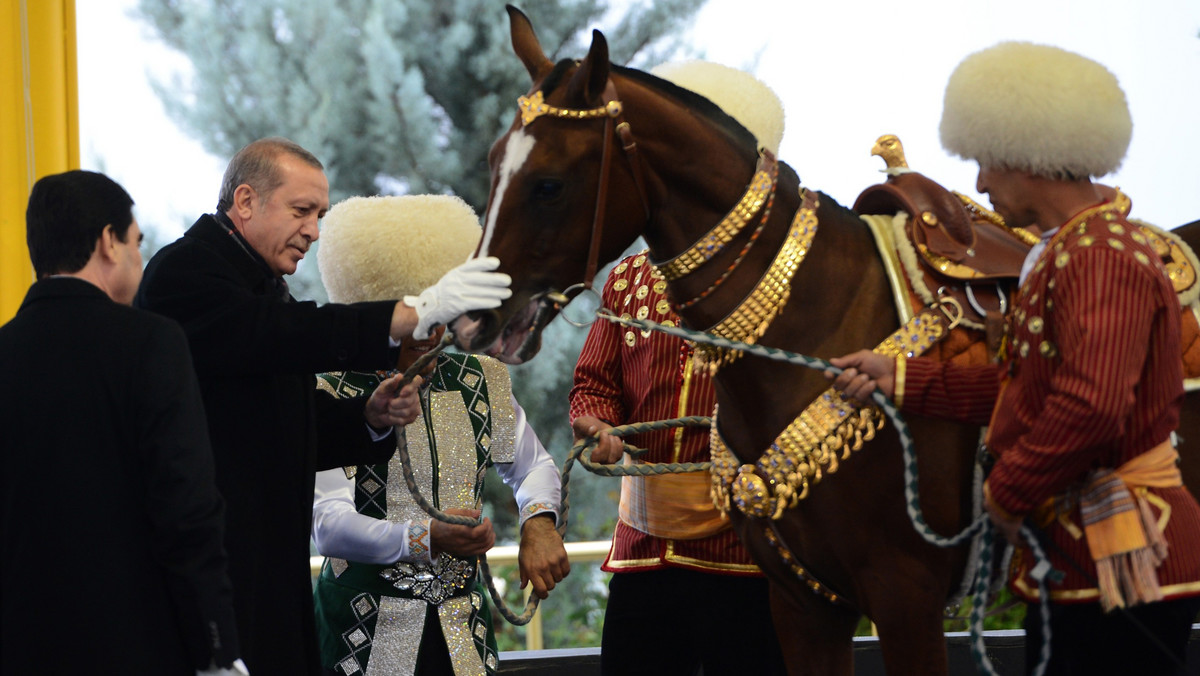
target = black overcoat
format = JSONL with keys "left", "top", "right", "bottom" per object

{"left": 136, "top": 215, "right": 398, "bottom": 675}
{"left": 0, "top": 278, "right": 239, "bottom": 672}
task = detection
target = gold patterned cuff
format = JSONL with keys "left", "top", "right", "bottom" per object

{"left": 893, "top": 354, "right": 906, "bottom": 409}
{"left": 519, "top": 504, "right": 559, "bottom": 529}
{"left": 409, "top": 519, "right": 432, "bottom": 564}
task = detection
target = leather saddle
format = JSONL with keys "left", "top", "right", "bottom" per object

{"left": 853, "top": 145, "right": 1034, "bottom": 331}
{"left": 852, "top": 135, "right": 1200, "bottom": 375}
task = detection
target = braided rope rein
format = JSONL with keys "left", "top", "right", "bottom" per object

{"left": 559, "top": 416, "right": 713, "bottom": 538}
{"left": 595, "top": 310, "right": 1055, "bottom": 676}
{"left": 390, "top": 333, "right": 542, "bottom": 625}
{"left": 387, "top": 312, "right": 1054, "bottom": 673}
{"left": 389, "top": 334, "right": 716, "bottom": 625}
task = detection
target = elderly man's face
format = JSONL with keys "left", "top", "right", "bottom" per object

{"left": 976, "top": 165, "right": 1039, "bottom": 232}
{"left": 240, "top": 155, "right": 329, "bottom": 277}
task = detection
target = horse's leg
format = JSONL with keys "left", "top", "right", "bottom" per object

{"left": 862, "top": 556, "right": 955, "bottom": 676}
{"left": 768, "top": 579, "right": 859, "bottom": 676}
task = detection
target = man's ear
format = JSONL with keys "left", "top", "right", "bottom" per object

{"left": 233, "top": 184, "right": 256, "bottom": 222}
{"left": 96, "top": 224, "right": 119, "bottom": 264}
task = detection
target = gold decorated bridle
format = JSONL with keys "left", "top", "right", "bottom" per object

{"left": 516, "top": 81, "right": 651, "bottom": 306}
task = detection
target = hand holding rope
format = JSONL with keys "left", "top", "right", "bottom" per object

{"left": 390, "top": 330, "right": 547, "bottom": 624}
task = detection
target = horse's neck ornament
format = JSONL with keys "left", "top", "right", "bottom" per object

{"left": 709, "top": 300, "right": 962, "bottom": 521}
{"left": 653, "top": 150, "right": 780, "bottom": 283}
{"left": 693, "top": 187, "right": 819, "bottom": 371}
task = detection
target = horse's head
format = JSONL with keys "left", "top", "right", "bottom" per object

{"left": 451, "top": 6, "right": 653, "bottom": 363}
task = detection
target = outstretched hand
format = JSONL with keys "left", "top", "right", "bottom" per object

{"left": 518, "top": 514, "right": 570, "bottom": 599}
{"left": 405, "top": 257, "right": 512, "bottom": 339}
{"left": 571, "top": 416, "right": 623, "bottom": 464}
{"left": 824, "top": 350, "right": 896, "bottom": 404}
{"left": 364, "top": 374, "right": 423, "bottom": 430}
{"left": 196, "top": 658, "right": 250, "bottom": 676}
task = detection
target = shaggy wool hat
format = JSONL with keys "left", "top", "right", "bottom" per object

{"left": 650, "top": 60, "right": 785, "bottom": 154}
{"left": 939, "top": 41, "right": 1131, "bottom": 179}
{"left": 318, "top": 194, "right": 480, "bottom": 304}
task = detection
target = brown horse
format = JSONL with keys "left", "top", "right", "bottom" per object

{"left": 452, "top": 7, "right": 982, "bottom": 675}
{"left": 1169, "top": 220, "right": 1200, "bottom": 504}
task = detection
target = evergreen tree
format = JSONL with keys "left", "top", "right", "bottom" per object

{"left": 136, "top": 0, "right": 706, "bottom": 649}
{"left": 135, "top": 0, "right": 704, "bottom": 229}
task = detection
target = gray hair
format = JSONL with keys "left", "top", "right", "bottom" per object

{"left": 216, "top": 137, "right": 324, "bottom": 213}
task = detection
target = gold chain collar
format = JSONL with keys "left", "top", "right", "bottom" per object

{"left": 709, "top": 299, "right": 962, "bottom": 520}
{"left": 653, "top": 150, "right": 780, "bottom": 282}
{"left": 695, "top": 188, "right": 820, "bottom": 372}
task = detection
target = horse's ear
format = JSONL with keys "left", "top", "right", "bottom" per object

{"left": 507, "top": 5, "right": 552, "bottom": 81}
{"left": 566, "top": 29, "right": 610, "bottom": 105}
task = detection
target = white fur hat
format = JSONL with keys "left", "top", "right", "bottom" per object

{"left": 318, "top": 194, "right": 480, "bottom": 304}
{"left": 650, "top": 60, "right": 785, "bottom": 154}
{"left": 939, "top": 41, "right": 1131, "bottom": 179}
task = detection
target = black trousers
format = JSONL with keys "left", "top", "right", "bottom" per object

{"left": 600, "top": 568, "right": 787, "bottom": 676}
{"left": 1023, "top": 595, "right": 1200, "bottom": 676}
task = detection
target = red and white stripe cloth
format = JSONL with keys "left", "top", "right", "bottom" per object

{"left": 569, "top": 252, "right": 761, "bottom": 574}
{"left": 901, "top": 200, "right": 1200, "bottom": 603}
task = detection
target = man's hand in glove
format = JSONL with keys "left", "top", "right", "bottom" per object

{"left": 403, "top": 257, "right": 512, "bottom": 340}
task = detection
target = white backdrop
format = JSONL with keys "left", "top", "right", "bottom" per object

{"left": 686, "top": 0, "right": 1200, "bottom": 228}
{"left": 78, "top": 0, "right": 1200, "bottom": 238}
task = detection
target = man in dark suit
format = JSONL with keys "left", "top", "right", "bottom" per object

{"left": 135, "top": 137, "right": 511, "bottom": 675}
{"left": 0, "top": 170, "right": 244, "bottom": 674}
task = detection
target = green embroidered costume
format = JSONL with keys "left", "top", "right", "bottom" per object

{"left": 312, "top": 353, "right": 553, "bottom": 676}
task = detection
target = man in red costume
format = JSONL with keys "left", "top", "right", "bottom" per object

{"left": 830, "top": 42, "right": 1200, "bottom": 675}
{"left": 570, "top": 252, "right": 785, "bottom": 676}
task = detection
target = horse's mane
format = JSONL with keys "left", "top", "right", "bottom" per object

{"left": 537, "top": 58, "right": 760, "bottom": 156}
{"left": 613, "top": 65, "right": 759, "bottom": 152}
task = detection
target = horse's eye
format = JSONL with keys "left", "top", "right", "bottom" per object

{"left": 532, "top": 179, "right": 563, "bottom": 202}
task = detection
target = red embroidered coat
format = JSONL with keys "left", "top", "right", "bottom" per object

{"left": 569, "top": 252, "right": 760, "bottom": 575}
{"left": 901, "top": 200, "right": 1200, "bottom": 603}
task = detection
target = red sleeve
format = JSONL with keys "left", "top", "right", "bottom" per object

{"left": 568, "top": 266, "right": 629, "bottom": 426}
{"left": 988, "top": 246, "right": 1166, "bottom": 514}
{"left": 902, "top": 356, "right": 1002, "bottom": 426}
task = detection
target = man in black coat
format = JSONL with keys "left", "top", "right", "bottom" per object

{"left": 135, "top": 137, "right": 511, "bottom": 675}
{"left": 0, "top": 171, "right": 244, "bottom": 674}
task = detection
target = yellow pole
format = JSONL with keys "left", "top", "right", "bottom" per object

{"left": 0, "top": 0, "right": 78, "bottom": 322}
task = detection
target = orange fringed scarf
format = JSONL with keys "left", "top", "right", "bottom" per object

{"left": 1079, "top": 442, "right": 1180, "bottom": 611}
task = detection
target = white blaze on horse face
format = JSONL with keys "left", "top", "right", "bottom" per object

{"left": 479, "top": 129, "right": 536, "bottom": 260}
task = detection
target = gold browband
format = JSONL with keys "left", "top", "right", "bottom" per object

{"left": 517, "top": 90, "right": 623, "bottom": 126}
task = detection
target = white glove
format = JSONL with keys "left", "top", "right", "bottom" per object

{"left": 197, "top": 658, "right": 250, "bottom": 676}
{"left": 405, "top": 256, "right": 512, "bottom": 339}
